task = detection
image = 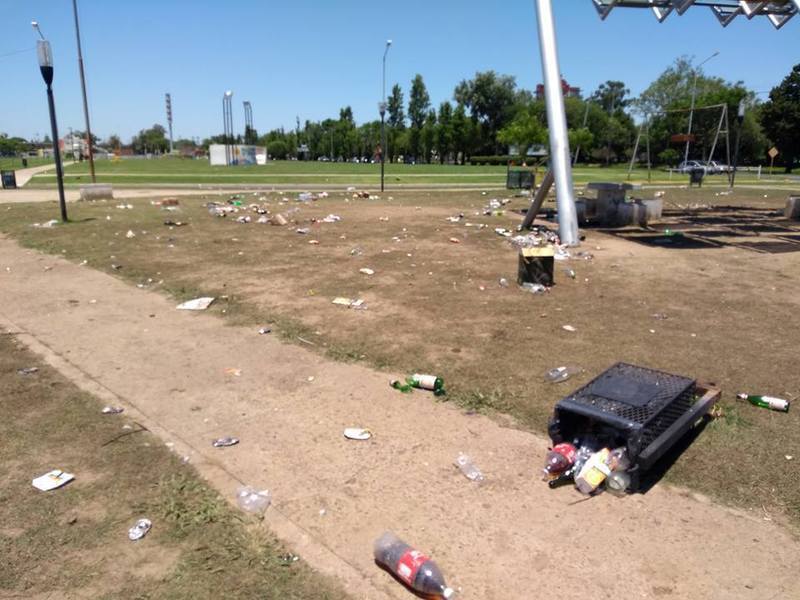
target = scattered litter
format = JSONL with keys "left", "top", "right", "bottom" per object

{"left": 344, "top": 428, "right": 372, "bottom": 441}
{"left": 163, "top": 220, "right": 186, "bottom": 227}
{"left": 102, "top": 406, "right": 124, "bottom": 414}
{"left": 212, "top": 437, "right": 240, "bottom": 447}
{"left": 17, "top": 367, "right": 39, "bottom": 375}
{"left": 737, "top": 393, "right": 790, "bottom": 412}
{"left": 545, "top": 365, "right": 582, "bottom": 383}
{"left": 111, "top": 264, "right": 122, "bottom": 271}
{"left": 521, "top": 282, "right": 547, "bottom": 294}
{"left": 350, "top": 247, "right": 364, "bottom": 256}
{"left": 332, "top": 297, "right": 365, "bottom": 309}
{"left": 307, "top": 376, "right": 315, "bottom": 382}
{"left": 321, "top": 214, "right": 341, "bottom": 223}
{"left": 374, "top": 532, "right": 455, "bottom": 599}
{"left": 391, "top": 373, "right": 445, "bottom": 396}
{"left": 564, "top": 268, "right": 576, "bottom": 279}
{"left": 494, "top": 227, "right": 513, "bottom": 237}
{"left": 562, "top": 325, "right": 577, "bottom": 332}
{"left": 236, "top": 486, "right": 271, "bottom": 514}
{"left": 359, "top": 268, "right": 375, "bottom": 275}
{"left": 271, "top": 213, "right": 288, "bottom": 226}
{"left": 32, "top": 219, "right": 59, "bottom": 228}
{"left": 258, "top": 327, "right": 272, "bottom": 335}
{"left": 126, "top": 230, "right": 136, "bottom": 238}
{"left": 128, "top": 518, "right": 152, "bottom": 541}
{"left": 652, "top": 313, "right": 669, "bottom": 320}
{"left": 308, "top": 239, "right": 320, "bottom": 245}
{"left": 279, "top": 553, "right": 301, "bottom": 564}
{"left": 296, "top": 227, "right": 311, "bottom": 235}
{"left": 498, "top": 277, "right": 509, "bottom": 287}
{"left": 446, "top": 213, "right": 465, "bottom": 222}
{"left": 176, "top": 297, "right": 215, "bottom": 311}
{"left": 224, "top": 368, "right": 242, "bottom": 377}
{"left": 787, "top": 455, "right": 794, "bottom": 461}
{"left": 454, "top": 452, "right": 485, "bottom": 482}
{"left": 116, "top": 203, "right": 134, "bottom": 210}
{"left": 32, "top": 469, "right": 74, "bottom": 491}
{"left": 449, "top": 237, "right": 461, "bottom": 244}
{"left": 379, "top": 216, "right": 389, "bottom": 221}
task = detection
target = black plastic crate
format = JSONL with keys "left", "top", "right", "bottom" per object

{"left": 548, "top": 363, "right": 715, "bottom": 488}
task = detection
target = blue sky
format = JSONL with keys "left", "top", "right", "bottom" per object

{"left": 1, "top": 0, "right": 797, "bottom": 142}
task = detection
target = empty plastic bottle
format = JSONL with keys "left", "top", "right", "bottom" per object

{"left": 606, "top": 470, "right": 631, "bottom": 496}
{"left": 521, "top": 282, "right": 547, "bottom": 294}
{"left": 454, "top": 453, "right": 485, "bottom": 483}
{"left": 374, "top": 532, "right": 455, "bottom": 599}
{"left": 544, "top": 365, "right": 582, "bottom": 384}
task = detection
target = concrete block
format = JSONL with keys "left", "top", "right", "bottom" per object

{"left": 79, "top": 184, "right": 114, "bottom": 201}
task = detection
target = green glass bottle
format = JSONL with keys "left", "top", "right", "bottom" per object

{"left": 736, "top": 393, "right": 790, "bottom": 412}
{"left": 390, "top": 374, "right": 446, "bottom": 396}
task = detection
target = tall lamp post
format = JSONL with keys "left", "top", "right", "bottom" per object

{"left": 33, "top": 21, "right": 68, "bottom": 222}
{"left": 379, "top": 39, "right": 392, "bottom": 192}
{"left": 730, "top": 100, "right": 746, "bottom": 189}
{"left": 684, "top": 50, "right": 719, "bottom": 164}
{"left": 71, "top": 0, "right": 96, "bottom": 182}
{"left": 222, "top": 90, "right": 233, "bottom": 166}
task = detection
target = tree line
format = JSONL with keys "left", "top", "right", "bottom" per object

{"left": 4, "top": 59, "right": 798, "bottom": 172}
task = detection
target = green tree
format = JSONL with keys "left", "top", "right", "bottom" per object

{"left": 421, "top": 110, "right": 437, "bottom": 163}
{"left": 408, "top": 75, "right": 430, "bottom": 160}
{"left": 105, "top": 134, "right": 122, "bottom": 150}
{"left": 451, "top": 104, "right": 475, "bottom": 163}
{"left": 761, "top": 63, "right": 800, "bottom": 172}
{"left": 497, "top": 104, "right": 547, "bottom": 158}
{"left": 131, "top": 124, "right": 168, "bottom": 154}
{"left": 454, "top": 71, "right": 518, "bottom": 154}
{"left": 435, "top": 101, "right": 454, "bottom": 163}
{"left": 387, "top": 84, "right": 405, "bottom": 129}
{"left": 591, "top": 81, "right": 630, "bottom": 114}
{"left": 267, "top": 140, "right": 288, "bottom": 159}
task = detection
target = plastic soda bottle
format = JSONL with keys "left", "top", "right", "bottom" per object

{"left": 542, "top": 443, "right": 577, "bottom": 479}
{"left": 374, "top": 532, "right": 455, "bottom": 598}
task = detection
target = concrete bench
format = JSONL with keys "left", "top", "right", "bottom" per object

{"left": 79, "top": 184, "right": 114, "bottom": 201}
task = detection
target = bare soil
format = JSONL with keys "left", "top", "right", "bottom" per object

{"left": 0, "top": 186, "right": 798, "bottom": 599}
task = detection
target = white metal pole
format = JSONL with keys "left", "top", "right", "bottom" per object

{"left": 534, "top": 0, "right": 578, "bottom": 245}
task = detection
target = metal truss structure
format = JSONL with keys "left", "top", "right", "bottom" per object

{"left": 592, "top": 1, "right": 800, "bottom": 30}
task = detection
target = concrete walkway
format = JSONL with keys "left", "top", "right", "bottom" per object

{"left": 0, "top": 235, "right": 798, "bottom": 600}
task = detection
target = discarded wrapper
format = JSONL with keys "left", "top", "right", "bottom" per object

{"left": 17, "top": 367, "right": 39, "bottom": 375}
{"left": 332, "top": 297, "right": 365, "bottom": 308}
{"left": 562, "top": 325, "right": 577, "bottom": 332}
{"left": 176, "top": 297, "right": 215, "bottom": 311}
{"left": 212, "top": 436, "right": 240, "bottom": 447}
{"left": 32, "top": 469, "right": 74, "bottom": 492}
{"left": 359, "top": 268, "right": 375, "bottom": 275}
{"left": 128, "top": 518, "right": 152, "bottom": 541}
{"left": 258, "top": 327, "right": 272, "bottom": 335}
{"left": 343, "top": 428, "right": 372, "bottom": 441}
{"left": 102, "top": 406, "right": 124, "bottom": 414}
{"left": 236, "top": 486, "right": 271, "bottom": 514}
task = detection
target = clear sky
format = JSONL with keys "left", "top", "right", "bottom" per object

{"left": 1, "top": 0, "right": 797, "bottom": 142}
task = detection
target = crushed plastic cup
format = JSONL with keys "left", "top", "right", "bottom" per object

{"left": 102, "top": 406, "right": 124, "bottom": 414}
{"left": 236, "top": 486, "right": 271, "bottom": 514}
{"left": 521, "top": 282, "right": 547, "bottom": 294}
{"left": 544, "top": 365, "right": 582, "bottom": 384}
{"left": 343, "top": 427, "right": 372, "bottom": 440}
{"left": 212, "top": 436, "right": 239, "bottom": 447}
{"left": 128, "top": 518, "right": 152, "bottom": 541}
{"left": 454, "top": 452, "right": 485, "bottom": 483}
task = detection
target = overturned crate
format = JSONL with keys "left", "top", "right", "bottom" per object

{"left": 547, "top": 362, "right": 720, "bottom": 491}
{"left": 517, "top": 245, "right": 554, "bottom": 287}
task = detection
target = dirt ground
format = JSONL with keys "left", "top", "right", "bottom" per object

{"left": 0, "top": 186, "right": 799, "bottom": 599}
{"left": 0, "top": 333, "right": 346, "bottom": 599}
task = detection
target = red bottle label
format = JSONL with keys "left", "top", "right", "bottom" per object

{"left": 396, "top": 549, "right": 429, "bottom": 586}
{"left": 553, "top": 443, "right": 577, "bottom": 464}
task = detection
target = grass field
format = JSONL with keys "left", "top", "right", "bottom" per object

{"left": 0, "top": 156, "right": 53, "bottom": 171}
{"left": 1, "top": 185, "right": 798, "bottom": 529}
{"left": 0, "top": 334, "right": 348, "bottom": 599}
{"left": 25, "top": 156, "right": 799, "bottom": 187}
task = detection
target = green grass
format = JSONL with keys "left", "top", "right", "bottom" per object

{"left": 0, "top": 334, "right": 349, "bottom": 599}
{"left": 25, "top": 155, "right": 798, "bottom": 187}
{"left": 0, "top": 156, "right": 53, "bottom": 170}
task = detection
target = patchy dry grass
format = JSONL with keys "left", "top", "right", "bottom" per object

{"left": 0, "top": 334, "right": 348, "bottom": 599}
{"left": 1, "top": 185, "right": 798, "bottom": 528}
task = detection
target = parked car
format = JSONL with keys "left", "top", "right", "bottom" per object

{"left": 707, "top": 161, "right": 732, "bottom": 174}
{"left": 677, "top": 160, "right": 707, "bottom": 174}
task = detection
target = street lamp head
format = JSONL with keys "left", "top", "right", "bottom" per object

{"left": 737, "top": 99, "right": 746, "bottom": 120}
{"left": 386, "top": 39, "right": 392, "bottom": 46}
{"left": 224, "top": 90, "right": 233, "bottom": 97}
{"left": 378, "top": 101, "right": 387, "bottom": 116}
{"left": 31, "top": 20, "right": 45, "bottom": 40}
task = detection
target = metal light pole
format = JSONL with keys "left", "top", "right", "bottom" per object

{"left": 684, "top": 50, "right": 719, "bottom": 164}
{"left": 165, "top": 93, "right": 174, "bottom": 153}
{"left": 222, "top": 90, "right": 233, "bottom": 165}
{"left": 534, "top": 0, "right": 578, "bottom": 246}
{"left": 380, "top": 39, "right": 391, "bottom": 192}
{"left": 33, "top": 22, "right": 68, "bottom": 222}
{"left": 71, "top": 0, "right": 96, "bottom": 182}
{"left": 730, "top": 100, "right": 746, "bottom": 188}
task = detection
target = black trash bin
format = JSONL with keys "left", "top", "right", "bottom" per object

{"left": 547, "top": 362, "right": 719, "bottom": 491}
{"left": 506, "top": 168, "right": 535, "bottom": 190}
{"left": 1, "top": 170, "right": 17, "bottom": 189}
{"left": 22, "top": 157, "right": 28, "bottom": 168}
{"left": 689, "top": 167, "right": 705, "bottom": 187}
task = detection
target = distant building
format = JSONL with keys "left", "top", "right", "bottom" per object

{"left": 536, "top": 78, "right": 581, "bottom": 101}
